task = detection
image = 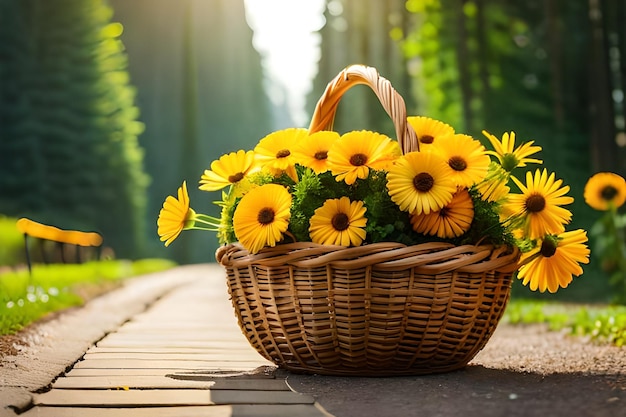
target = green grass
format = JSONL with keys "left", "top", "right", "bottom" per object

{"left": 505, "top": 299, "right": 626, "bottom": 347}
{"left": 0, "top": 259, "right": 176, "bottom": 335}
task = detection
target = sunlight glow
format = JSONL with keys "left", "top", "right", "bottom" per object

{"left": 244, "top": 0, "right": 326, "bottom": 127}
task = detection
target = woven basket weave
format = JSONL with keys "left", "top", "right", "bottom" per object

{"left": 216, "top": 65, "right": 520, "bottom": 376}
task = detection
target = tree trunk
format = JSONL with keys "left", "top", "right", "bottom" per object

{"left": 588, "top": 0, "right": 618, "bottom": 173}
{"left": 545, "top": 0, "right": 565, "bottom": 130}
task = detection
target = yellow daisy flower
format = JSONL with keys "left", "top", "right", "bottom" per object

{"left": 293, "top": 131, "right": 340, "bottom": 173}
{"left": 482, "top": 130, "right": 542, "bottom": 172}
{"left": 327, "top": 130, "right": 401, "bottom": 185}
{"left": 199, "top": 150, "right": 257, "bottom": 192}
{"left": 583, "top": 172, "right": 626, "bottom": 211}
{"left": 386, "top": 151, "right": 457, "bottom": 215}
{"left": 407, "top": 116, "right": 455, "bottom": 147}
{"left": 309, "top": 197, "right": 367, "bottom": 246}
{"left": 254, "top": 128, "right": 308, "bottom": 182}
{"left": 517, "top": 229, "right": 590, "bottom": 293}
{"left": 476, "top": 162, "right": 511, "bottom": 203}
{"left": 431, "top": 134, "right": 490, "bottom": 188}
{"left": 232, "top": 183, "right": 292, "bottom": 254}
{"left": 504, "top": 169, "right": 574, "bottom": 240}
{"left": 410, "top": 188, "right": 474, "bottom": 238}
{"left": 157, "top": 181, "right": 196, "bottom": 247}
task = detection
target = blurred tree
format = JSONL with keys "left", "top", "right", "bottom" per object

{"left": 0, "top": 0, "right": 149, "bottom": 258}
{"left": 588, "top": 0, "right": 626, "bottom": 177}
{"left": 400, "top": 0, "right": 626, "bottom": 177}
{"left": 401, "top": 0, "right": 463, "bottom": 128}
{"left": 108, "top": 0, "right": 272, "bottom": 263}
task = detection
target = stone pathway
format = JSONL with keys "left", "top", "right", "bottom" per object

{"left": 3, "top": 264, "right": 331, "bottom": 417}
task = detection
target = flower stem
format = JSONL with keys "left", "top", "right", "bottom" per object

{"left": 185, "top": 213, "right": 222, "bottom": 232}
{"left": 609, "top": 205, "right": 626, "bottom": 304}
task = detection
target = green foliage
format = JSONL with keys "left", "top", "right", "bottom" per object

{"left": 0, "top": 0, "right": 149, "bottom": 258}
{"left": 401, "top": 0, "right": 463, "bottom": 126}
{"left": 569, "top": 308, "right": 626, "bottom": 347}
{"left": 0, "top": 258, "right": 176, "bottom": 335}
{"left": 289, "top": 169, "right": 421, "bottom": 246}
{"left": 461, "top": 187, "right": 515, "bottom": 247}
{"left": 588, "top": 208, "right": 626, "bottom": 304}
{"left": 505, "top": 300, "right": 626, "bottom": 347}
{"left": 359, "top": 171, "right": 415, "bottom": 245}
{"left": 290, "top": 168, "right": 327, "bottom": 242}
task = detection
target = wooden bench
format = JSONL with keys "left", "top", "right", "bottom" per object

{"left": 16, "top": 218, "right": 103, "bottom": 272}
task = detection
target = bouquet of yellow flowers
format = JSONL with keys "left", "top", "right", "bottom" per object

{"left": 156, "top": 65, "right": 591, "bottom": 375}
{"left": 158, "top": 70, "right": 589, "bottom": 295}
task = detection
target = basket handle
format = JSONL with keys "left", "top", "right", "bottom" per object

{"left": 308, "top": 65, "right": 419, "bottom": 153}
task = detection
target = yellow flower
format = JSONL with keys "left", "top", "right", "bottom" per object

{"left": 199, "top": 150, "right": 257, "bottom": 192}
{"left": 407, "top": 116, "right": 455, "bottom": 147}
{"left": 309, "top": 197, "right": 367, "bottom": 246}
{"left": 431, "top": 134, "right": 490, "bottom": 188}
{"left": 327, "top": 130, "right": 401, "bottom": 185}
{"left": 387, "top": 151, "right": 456, "bottom": 215}
{"left": 410, "top": 188, "right": 474, "bottom": 238}
{"left": 476, "top": 162, "right": 511, "bottom": 203}
{"left": 483, "top": 130, "right": 542, "bottom": 172}
{"left": 157, "top": 181, "right": 196, "bottom": 247}
{"left": 254, "top": 128, "right": 308, "bottom": 182}
{"left": 517, "top": 230, "right": 590, "bottom": 293}
{"left": 293, "top": 131, "right": 340, "bottom": 173}
{"left": 232, "top": 183, "right": 292, "bottom": 254}
{"left": 504, "top": 169, "right": 573, "bottom": 240}
{"left": 583, "top": 172, "right": 626, "bottom": 211}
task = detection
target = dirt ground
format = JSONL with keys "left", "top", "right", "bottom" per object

{"left": 287, "top": 324, "right": 626, "bottom": 417}
{"left": 0, "top": 336, "right": 21, "bottom": 358}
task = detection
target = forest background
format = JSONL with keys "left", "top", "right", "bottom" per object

{"left": 1, "top": 0, "right": 625, "bottom": 302}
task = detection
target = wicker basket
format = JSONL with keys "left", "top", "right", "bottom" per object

{"left": 216, "top": 65, "right": 520, "bottom": 376}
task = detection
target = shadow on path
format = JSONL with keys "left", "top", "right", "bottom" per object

{"left": 286, "top": 365, "right": 625, "bottom": 417}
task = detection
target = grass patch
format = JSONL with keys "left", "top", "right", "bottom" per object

{"left": 0, "top": 259, "right": 176, "bottom": 335}
{"left": 505, "top": 299, "right": 626, "bottom": 347}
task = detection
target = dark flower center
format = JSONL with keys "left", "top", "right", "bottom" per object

{"left": 257, "top": 208, "right": 275, "bottom": 225}
{"left": 419, "top": 135, "right": 434, "bottom": 144}
{"left": 350, "top": 153, "right": 368, "bottom": 166}
{"left": 314, "top": 151, "right": 328, "bottom": 160}
{"left": 601, "top": 185, "right": 618, "bottom": 201}
{"left": 276, "top": 149, "right": 291, "bottom": 158}
{"left": 331, "top": 213, "right": 350, "bottom": 231}
{"left": 540, "top": 238, "right": 558, "bottom": 257}
{"left": 449, "top": 156, "right": 467, "bottom": 171}
{"left": 228, "top": 172, "right": 244, "bottom": 183}
{"left": 525, "top": 194, "right": 546, "bottom": 213}
{"left": 413, "top": 172, "right": 435, "bottom": 192}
